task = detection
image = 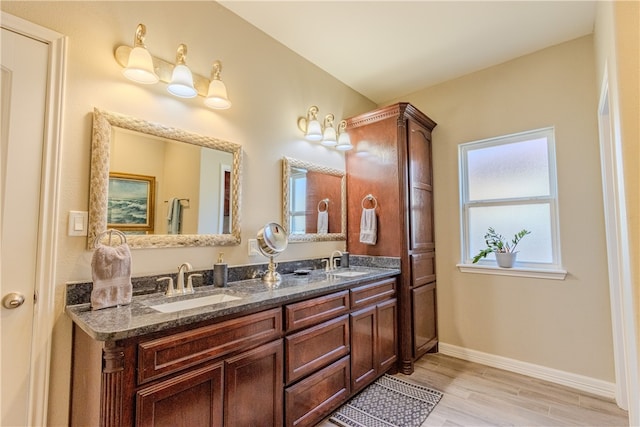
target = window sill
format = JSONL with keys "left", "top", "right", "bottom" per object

{"left": 456, "top": 263, "right": 567, "bottom": 280}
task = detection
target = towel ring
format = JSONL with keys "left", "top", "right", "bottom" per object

{"left": 317, "top": 198, "right": 329, "bottom": 213}
{"left": 95, "top": 229, "right": 127, "bottom": 247}
{"left": 361, "top": 194, "right": 378, "bottom": 209}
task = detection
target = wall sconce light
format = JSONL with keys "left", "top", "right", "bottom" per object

{"left": 122, "top": 24, "right": 159, "bottom": 84}
{"left": 167, "top": 44, "right": 197, "bottom": 98}
{"left": 115, "top": 23, "right": 231, "bottom": 109}
{"left": 297, "top": 106, "right": 323, "bottom": 141}
{"left": 335, "top": 120, "right": 353, "bottom": 151}
{"left": 204, "top": 61, "right": 231, "bottom": 109}
{"left": 297, "top": 106, "right": 352, "bottom": 150}
{"left": 321, "top": 114, "right": 337, "bottom": 147}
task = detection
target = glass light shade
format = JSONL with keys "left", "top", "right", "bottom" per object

{"left": 305, "top": 119, "right": 323, "bottom": 141}
{"left": 123, "top": 47, "right": 159, "bottom": 84}
{"left": 321, "top": 126, "right": 337, "bottom": 146}
{"left": 204, "top": 79, "right": 231, "bottom": 109}
{"left": 167, "top": 64, "right": 197, "bottom": 98}
{"left": 335, "top": 132, "right": 353, "bottom": 151}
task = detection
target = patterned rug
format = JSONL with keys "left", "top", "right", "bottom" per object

{"left": 329, "top": 374, "right": 443, "bottom": 427}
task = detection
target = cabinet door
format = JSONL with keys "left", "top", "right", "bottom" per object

{"left": 407, "top": 119, "right": 434, "bottom": 251}
{"left": 224, "top": 339, "right": 283, "bottom": 427}
{"left": 412, "top": 283, "right": 437, "bottom": 358}
{"left": 377, "top": 298, "right": 398, "bottom": 372}
{"left": 350, "top": 305, "right": 377, "bottom": 393}
{"left": 136, "top": 362, "right": 223, "bottom": 427}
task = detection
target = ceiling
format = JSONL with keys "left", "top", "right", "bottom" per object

{"left": 220, "top": 1, "right": 597, "bottom": 104}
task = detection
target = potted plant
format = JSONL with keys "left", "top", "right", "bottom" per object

{"left": 472, "top": 227, "right": 531, "bottom": 268}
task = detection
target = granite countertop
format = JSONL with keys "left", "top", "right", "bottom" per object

{"left": 66, "top": 266, "right": 399, "bottom": 342}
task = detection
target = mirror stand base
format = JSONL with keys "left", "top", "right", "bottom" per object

{"left": 262, "top": 257, "right": 282, "bottom": 285}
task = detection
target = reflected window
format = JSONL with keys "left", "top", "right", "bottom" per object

{"left": 289, "top": 167, "right": 307, "bottom": 234}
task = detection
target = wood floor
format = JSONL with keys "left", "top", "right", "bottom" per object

{"left": 317, "top": 353, "right": 629, "bottom": 426}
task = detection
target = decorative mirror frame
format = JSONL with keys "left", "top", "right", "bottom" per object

{"left": 88, "top": 108, "right": 242, "bottom": 249}
{"left": 282, "top": 156, "right": 346, "bottom": 243}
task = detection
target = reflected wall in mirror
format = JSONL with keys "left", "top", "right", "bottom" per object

{"left": 282, "top": 156, "right": 346, "bottom": 242}
{"left": 88, "top": 108, "right": 242, "bottom": 249}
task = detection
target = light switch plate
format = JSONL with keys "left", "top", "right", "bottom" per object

{"left": 248, "top": 239, "right": 260, "bottom": 256}
{"left": 68, "top": 211, "right": 88, "bottom": 236}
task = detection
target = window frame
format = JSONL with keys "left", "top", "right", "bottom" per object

{"left": 457, "top": 127, "right": 566, "bottom": 279}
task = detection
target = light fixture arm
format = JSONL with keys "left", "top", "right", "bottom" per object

{"left": 324, "top": 113, "right": 335, "bottom": 129}
{"left": 175, "top": 43, "right": 188, "bottom": 65}
{"left": 211, "top": 60, "right": 223, "bottom": 80}
{"left": 133, "top": 23, "right": 148, "bottom": 48}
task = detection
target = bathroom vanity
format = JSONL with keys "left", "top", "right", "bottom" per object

{"left": 67, "top": 267, "right": 399, "bottom": 427}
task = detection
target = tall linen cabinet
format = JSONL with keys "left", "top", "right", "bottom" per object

{"left": 345, "top": 103, "right": 437, "bottom": 374}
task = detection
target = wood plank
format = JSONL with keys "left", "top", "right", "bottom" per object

{"left": 315, "top": 353, "right": 628, "bottom": 426}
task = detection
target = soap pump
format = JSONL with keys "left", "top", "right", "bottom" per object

{"left": 213, "top": 252, "right": 228, "bottom": 287}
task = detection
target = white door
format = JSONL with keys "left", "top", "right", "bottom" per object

{"left": 1, "top": 27, "right": 49, "bottom": 426}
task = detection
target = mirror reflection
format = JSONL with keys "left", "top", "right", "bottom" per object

{"left": 109, "top": 127, "right": 233, "bottom": 235}
{"left": 88, "top": 108, "right": 242, "bottom": 249}
{"left": 282, "top": 157, "right": 346, "bottom": 242}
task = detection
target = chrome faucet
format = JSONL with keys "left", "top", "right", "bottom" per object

{"left": 176, "top": 262, "right": 193, "bottom": 294}
{"left": 329, "top": 250, "right": 343, "bottom": 271}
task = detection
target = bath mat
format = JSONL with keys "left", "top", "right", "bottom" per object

{"left": 329, "top": 374, "right": 443, "bottom": 427}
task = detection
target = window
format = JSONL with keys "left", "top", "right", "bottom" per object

{"left": 288, "top": 166, "right": 307, "bottom": 234}
{"left": 458, "top": 127, "right": 564, "bottom": 276}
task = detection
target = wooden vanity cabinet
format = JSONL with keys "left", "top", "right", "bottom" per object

{"left": 350, "top": 278, "right": 397, "bottom": 393}
{"left": 71, "top": 308, "right": 282, "bottom": 427}
{"left": 71, "top": 276, "right": 399, "bottom": 427}
{"left": 346, "top": 102, "right": 438, "bottom": 374}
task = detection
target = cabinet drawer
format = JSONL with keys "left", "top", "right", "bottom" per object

{"left": 285, "top": 315, "right": 349, "bottom": 384}
{"left": 411, "top": 251, "right": 435, "bottom": 286}
{"left": 285, "top": 356, "right": 350, "bottom": 427}
{"left": 138, "top": 308, "right": 281, "bottom": 385}
{"left": 285, "top": 290, "right": 349, "bottom": 332}
{"left": 350, "top": 278, "right": 396, "bottom": 310}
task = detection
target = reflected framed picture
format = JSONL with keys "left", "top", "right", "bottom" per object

{"left": 107, "top": 172, "right": 155, "bottom": 233}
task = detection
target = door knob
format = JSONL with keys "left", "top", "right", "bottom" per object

{"left": 2, "top": 292, "right": 26, "bottom": 309}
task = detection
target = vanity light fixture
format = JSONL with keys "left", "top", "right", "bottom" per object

{"left": 335, "top": 120, "right": 353, "bottom": 151}
{"left": 115, "top": 23, "right": 232, "bottom": 109}
{"left": 297, "top": 106, "right": 352, "bottom": 150}
{"left": 167, "top": 44, "right": 197, "bottom": 98}
{"left": 204, "top": 61, "right": 231, "bottom": 109}
{"left": 321, "top": 114, "right": 338, "bottom": 147}
{"left": 298, "top": 106, "right": 323, "bottom": 141}
{"left": 122, "top": 24, "right": 159, "bottom": 84}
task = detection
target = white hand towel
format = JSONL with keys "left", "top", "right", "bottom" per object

{"left": 317, "top": 211, "right": 328, "bottom": 234}
{"left": 359, "top": 208, "right": 377, "bottom": 245}
{"left": 167, "top": 198, "right": 181, "bottom": 234}
{"left": 90, "top": 242, "right": 132, "bottom": 310}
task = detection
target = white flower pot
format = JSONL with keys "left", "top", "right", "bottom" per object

{"left": 495, "top": 252, "right": 517, "bottom": 268}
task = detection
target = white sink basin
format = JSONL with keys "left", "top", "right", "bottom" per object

{"left": 331, "top": 271, "right": 369, "bottom": 278}
{"left": 150, "top": 294, "right": 242, "bottom": 313}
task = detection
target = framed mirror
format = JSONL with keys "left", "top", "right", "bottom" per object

{"left": 88, "top": 108, "right": 242, "bottom": 249}
{"left": 282, "top": 156, "right": 346, "bottom": 242}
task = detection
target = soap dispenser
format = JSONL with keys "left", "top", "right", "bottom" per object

{"left": 213, "top": 252, "right": 228, "bottom": 288}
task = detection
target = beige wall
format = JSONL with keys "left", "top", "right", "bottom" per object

{"left": 0, "top": 2, "right": 375, "bottom": 425}
{"left": 389, "top": 36, "right": 618, "bottom": 381}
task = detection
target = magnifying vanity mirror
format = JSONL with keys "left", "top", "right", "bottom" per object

{"left": 88, "top": 108, "right": 242, "bottom": 249}
{"left": 282, "top": 156, "right": 346, "bottom": 243}
{"left": 257, "top": 222, "right": 288, "bottom": 283}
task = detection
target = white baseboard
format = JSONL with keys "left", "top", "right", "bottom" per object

{"left": 438, "top": 342, "right": 617, "bottom": 399}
